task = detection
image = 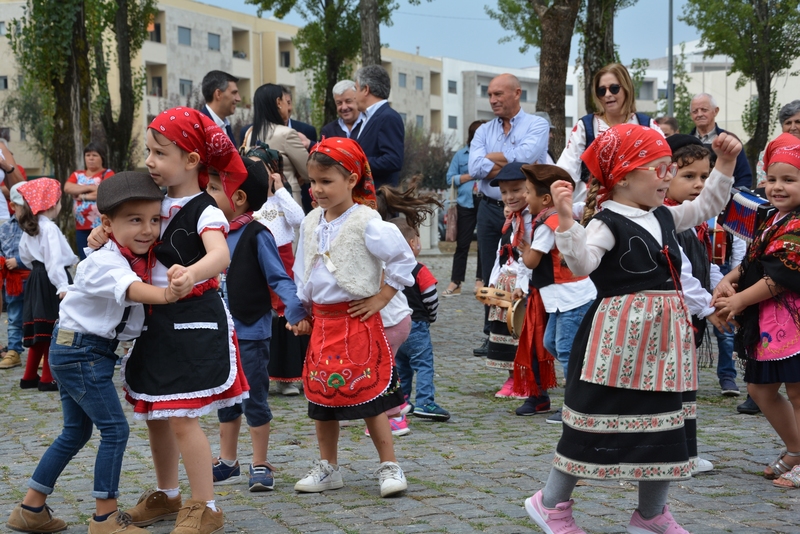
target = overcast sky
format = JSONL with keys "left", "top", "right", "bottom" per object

{"left": 199, "top": 0, "right": 700, "bottom": 69}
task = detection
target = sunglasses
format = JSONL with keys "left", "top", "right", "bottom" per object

{"left": 635, "top": 162, "right": 679, "bottom": 179}
{"left": 595, "top": 84, "right": 622, "bottom": 98}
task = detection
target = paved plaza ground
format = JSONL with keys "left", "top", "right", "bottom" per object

{"left": 0, "top": 252, "right": 798, "bottom": 533}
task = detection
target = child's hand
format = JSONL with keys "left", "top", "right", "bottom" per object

{"left": 270, "top": 173, "right": 284, "bottom": 191}
{"left": 551, "top": 180, "right": 575, "bottom": 231}
{"left": 348, "top": 293, "right": 390, "bottom": 321}
{"left": 710, "top": 132, "right": 743, "bottom": 178}
{"left": 288, "top": 318, "right": 312, "bottom": 336}
{"left": 711, "top": 280, "right": 737, "bottom": 306}
{"left": 517, "top": 240, "right": 531, "bottom": 255}
{"left": 58, "top": 292, "right": 66, "bottom": 300}
{"left": 5, "top": 257, "right": 17, "bottom": 270}
{"left": 714, "top": 294, "right": 746, "bottom": 322}
{"left": 87, "top": 225, "right": 111, "bottom": 250}
{"left": 167, "top": 265, "right": 196, "bottom": 297}
{"left": 706, "top": 310, "right": 732, "bottom": 334}
{"left": 512, "top": 288, "right": 524, "bottom": 301}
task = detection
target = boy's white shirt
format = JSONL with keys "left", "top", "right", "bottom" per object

{"left": 58, "top": 240, "right": 145, "bottom": 340}
{"left": 489, "top": 207, "right": 532, "bottom": 293}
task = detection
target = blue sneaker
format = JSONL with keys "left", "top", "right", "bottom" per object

{"left": 412, "top": 402, "right": 451, "bottom": 421}
{"left": 249, "top": 464, "right": 275, "bottom": 492}
{"left": 212, "top": 458, "right": 241, "bottom": 485}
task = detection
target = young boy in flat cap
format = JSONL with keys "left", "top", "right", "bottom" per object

{"left": 6, "top": 172, "right": 187, "bottom": 534}
{"left": 515, "top": 164, "right": 596, "bottom": 420}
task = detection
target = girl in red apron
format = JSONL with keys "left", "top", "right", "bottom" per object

{"left": 525, "top": 124, "right": 740, "bottom": 534}
{"left": 292, "top": 137, "right": 416, "bottom": 498}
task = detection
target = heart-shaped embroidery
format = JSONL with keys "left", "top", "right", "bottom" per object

{"left": 170, "top": 228, "right": 201, "bottom": 265}
{"left": 619, "top": 235, "right": 658, "bottom": 274}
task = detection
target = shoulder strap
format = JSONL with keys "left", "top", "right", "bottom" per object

{"left": 635, "top": 112, "right": 651, "bottom": 127}
{"left": 581, "top": 114, "right": 595, "bottom": 147}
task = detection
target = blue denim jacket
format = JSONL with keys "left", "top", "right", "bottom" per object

{"left": 446, "top": 147, "right": 474, "bottom": 209}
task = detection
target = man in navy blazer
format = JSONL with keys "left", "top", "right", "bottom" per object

{"left": 320, "top": 80, "right": 364, "bottom": 140}
{"left": 200, "top": 70, "right": 240, "bottom": 145}
{"left": 354, "top": 65, "right": 404, "bottom": 188}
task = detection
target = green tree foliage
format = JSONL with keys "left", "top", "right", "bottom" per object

{"left": 682, "top": 0, "right": 800, "bottom": 175}
{"left": 656, "top": 43, "right": 693, "bottom": 134}
{"left": 1, "top": 77, "right": 55, "bottom": 171}
{"left": 742, "top": 91, "right": 780, "bottom": 139}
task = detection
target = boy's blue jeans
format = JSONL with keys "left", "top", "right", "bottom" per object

{"left": 29, "top": 326, "right": 129, "bottom": 500}
{"left": 396, "top": 320, "right": 436, "bottom": 407}
{"left": 5, "top": 288, "right": 24, "bottom": 352}
{"left": 218, "top": 338, "right": 273, "bottom": 427}
{"left": 714, "top": 262, "right": 737, "bottom": 383}
{"left": 544, "top": 302, "right": 592, "bottom": 381}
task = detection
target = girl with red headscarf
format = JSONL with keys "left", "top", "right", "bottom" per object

{"left": 524, "top": 124, "right": 740, "bottom": 534}
{"left": 292, "top": 137, "right": 416, "bottom": 498}
{"left": 86, "top": 107, "right": 251, "bottom": 533}
{"left": 715, "top": 132, "right": 800, "bottom": 489}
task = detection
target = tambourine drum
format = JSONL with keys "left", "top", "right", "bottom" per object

{"left": 719, "top": 190, "right": 776, "bottom": 243}
{"left": 506, "top": 297, "right": 527, "bottom": 339}
{"left": 475, "top": 287, "right": 512, "bottom": 308}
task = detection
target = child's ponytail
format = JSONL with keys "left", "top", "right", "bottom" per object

{"left": 376, "top": 175, "right": 442, "bottom": 231}
{"left": 17, "top": 202, "right": 40, "bottom": 237}
{"left": 581, "top": 177, "right": 601, "bottom": 227}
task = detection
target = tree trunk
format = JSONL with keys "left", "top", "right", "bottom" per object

{"left": 360, "top": 0, "right": 381, "bottom": 66}
{"left": 323, "top": 0, "right": 341, "bottom": 125}
{"left": 745, "top": 73, "right": 771, "bottom": 188}
{"left": 582, "top": 0, "right": 617, "bottom": 114}
{"left": 531, "top": 0, "right": 581, "bottom": 157}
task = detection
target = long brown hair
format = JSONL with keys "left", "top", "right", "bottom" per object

{"left": 376, "top": 175, "right": 442, "bottom": 230}
{"left": 16, "top": 201, "right": 40, "bottom": 236}
{"left": 580, "top": 178, "right": 602, "bottom": 226}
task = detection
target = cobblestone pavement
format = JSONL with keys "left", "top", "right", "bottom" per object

{"left": 0, "top": 252, "right": 799, "bottom": 533}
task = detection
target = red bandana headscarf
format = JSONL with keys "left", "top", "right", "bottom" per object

{"left": 764, "top": 132, "right": 800, "bottom": 170}
{"left": 581, "top": 124, "right": 671, "bottom": 207}
{"left": 18, "top": 178, "right": 62, "bottom": 215}
{"left": 310, "top": 137, "right": 377, "bottom": 209}
{"left": 148, "top": 107, "right": 247, "bottom": 208}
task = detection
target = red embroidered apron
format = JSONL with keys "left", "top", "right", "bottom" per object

{"left": 304, "top": 301, "right": 394, "bottom": 407}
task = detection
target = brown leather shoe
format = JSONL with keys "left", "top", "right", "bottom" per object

{"left": 170, "top": 499, "right": 223, "bottom": 534}
{"left": 88, "top": 510, "right": 151, "bottom": 533}
{"left": 0, "top": 350, "right": 21, "bottom": 369}
{"left": 125, "top": 490, "right": 181, "bottom": 527}
{"left": 6, "top": 503, "right": 67, "bottom": 533}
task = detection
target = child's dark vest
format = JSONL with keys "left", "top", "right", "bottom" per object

{"left": 153, "top": 192, "right": 216, "bottom": 269}
{"left": 498, "top": 226, "right": 519, "bottom": 267}
{"left": 675, "top": 229, "right": 711, "bottom": 293}
{"left": 403, "top": 263, "right": 429, "bottom": 323}
{"left": 529, "top": 212, "right": 589, "bottom": 289}
{"left": 227, "top": 222, "right": 273, "bottom": 325}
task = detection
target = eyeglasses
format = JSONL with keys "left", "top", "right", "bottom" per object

{"left": 595, "top": 84, "right": 622, "bottom": 98}
{"left": 635, "top": 162, "right": 678, "bottom": 179}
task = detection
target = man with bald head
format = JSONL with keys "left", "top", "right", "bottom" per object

{"left": 468, "top": 73, "right": 549, "bottom": 356}
{"left": 690, "top": 92, "right": 752, "bottom": 188}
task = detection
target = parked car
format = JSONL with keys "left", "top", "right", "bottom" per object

{"left": 438, "top": 199, "right": 477, "bottom": 242}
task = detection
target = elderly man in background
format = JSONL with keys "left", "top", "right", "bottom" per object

{"left": 468, "top": 73, "right": 549, "bottom": 357}
{"left": 690, "top": 93, "right": 752, "bottom": 188}
{"left": 321, "top": 80, "right": 364, "bottom": 139}
{"left": 200, "top": 70, "right": 241, "bottom": 144}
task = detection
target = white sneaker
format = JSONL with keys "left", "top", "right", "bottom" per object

{"left": 693, "top": 458, "right": 714, "bottom": 473}
{"left": 294, "top": 460, "right": 344, "bottom": 492}
{"left": 278, "top": 382, "right": 300, "bottom": 396}
{"left": 375, "top": 461, "right": 407, "bottom": 497}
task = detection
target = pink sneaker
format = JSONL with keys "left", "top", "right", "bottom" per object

{"left": 386, "top": 401, "right": 412, "bottom": 417}
{"left": 495, "top": 377, "right": 515, "bottom": 398}
{"left": 627, "top": 505, "right": 688, "bottom": 534}
{"left": 365, "top": 415, "right": 411, "bottom": 437}
{"left": 525, "top": 490, "right": 586, "bottom": 534}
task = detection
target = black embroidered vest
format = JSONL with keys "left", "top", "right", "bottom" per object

{"left": 227, "top": 222, "right": 273, "bottom": 325}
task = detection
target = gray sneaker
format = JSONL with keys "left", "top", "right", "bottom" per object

{"left": 546, "top": 408, "right": 563, "bottom": 424}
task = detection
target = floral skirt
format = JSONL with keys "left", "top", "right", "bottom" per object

{"left": 486, "top": 271, "right": 517, "bottom": 370}
{"left": 553, "top": 297, "right": 692, "bottom": 481}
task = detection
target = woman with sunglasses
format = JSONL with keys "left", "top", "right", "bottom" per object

{"left": 556, "top": 63, "right": 662, "bottom": 203}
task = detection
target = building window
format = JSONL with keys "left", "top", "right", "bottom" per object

{"left": 399, "top": 112, "right": 407, "bottom": 123}
{"left": 565, "top": 116, "right": 574, "bottom": 129}
{"left": 658, "top": 88, "right": 668, "bottom": 99}
{"left": 178, "top": 26, "right": 191, "bottom": 46}
{"left": 280, "top": 51, "right": 291, "bottom": 68}
{"left": 18, "top": 75, "right": 23, "bottom": 88}
{"left": 179, "top": 78, "right": 193, "bottom": 97}
{"left": 149, "top": 23, "right": 161, "bottom": 43}
{"left": 637, "top": 80, "right": 654, "bottom": 101}
{"left": 150, "top": 76, "right": 163, "bottom": 97}
{"left": 398, "top": 73, "right": 406, "bottom": 88}
{"left": 0, "top": 128, "right": 9, "bottom": 142}
{"left": 521, "top": 89, "right": 528, "bottom": 102}
{"left": 0, "top": 77, "right": 7, "bottom": 90}
{"left": 480, "top": 84, "right": 488, "bottom": 97}
{"left": 416, "top": 115, "right": 424, "bottom": 128}
{"left": 448, "top": 80, "right": 457, "bottom": 94}
{"left": 415, "top": 76, "right": 423, "bottom": 91}
{"left": 565, "top": 84, "right": 573, "bottom": 96}
{"left": 448, "top": 115, "right": 457, "bottom": 129}
{"left": 208, "top": 33, "right": 220, "bottom": 51}
{"left": 0, "top": 22, "right": 6, "bottom": 36}
{"left": 20, "top": 126, "right": 25, "bottom": 141}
